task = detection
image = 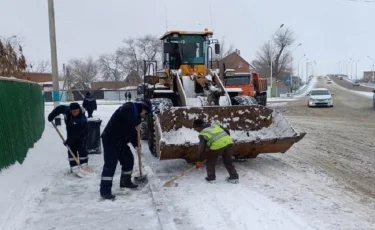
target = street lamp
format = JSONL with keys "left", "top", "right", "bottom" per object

{"left": 367, "top": 56, "right": 374, "bottom": 82}
{"left": 269, "top": 23, "right": 284, "bottom": 97}
{"left": 353, "top": 60, "right": 359, "bottom": 80}
{"left": 306, "top": 60, "right": 315, "bottom": 82}
{"left": 298, "top": 54, "right": 306, "bottom": 80}
{"left": 48, "top": 0, "right": 61, "bottom": 124}
{"left": 345, "top": 60, "right": 349, "bottom": 77}
{"left": 290, "top": 43, "right": 302, "bottom": 93}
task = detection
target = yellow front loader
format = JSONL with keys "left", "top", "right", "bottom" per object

{"left": 141, "top": 29, "right": 306, "bottom": 162}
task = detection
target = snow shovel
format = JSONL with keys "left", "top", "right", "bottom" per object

{"left": 128, "top": 126, "right": 148, "bottom": 184}
{"left": 163, "top": 160, "right": 206, "bottom": 187}
{"left": 51, "top": 122, "right": 92, "bottom": 177}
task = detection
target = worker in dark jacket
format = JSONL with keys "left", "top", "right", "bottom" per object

{"left": 48, "top": 103, "right": 89, "bottom": 172}
{"left": 193, "top": 119, "right": 239, "bottom": 184}
{"left": 100, "top": 99, "right": 152, "bottom": 200}
{"left": 82, "top": 92, "right": 97, "bottom": 118}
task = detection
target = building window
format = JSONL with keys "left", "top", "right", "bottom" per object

{"left": 238, "top": 62, "right": 243, "bottom": 68}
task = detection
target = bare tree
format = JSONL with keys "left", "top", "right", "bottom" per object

{"left": 117, "top": 35, "right": 162, "bottom": 77}
{"left": 251, "top": 28, "right": 295, "bottom": 80}
{"left": 67, "top": 56, "right": 98, "bottom": 89}
{"left": 0, "top": 36, "right": 27, "bottom": 78}
{"left": 28, "top": 60, "right": 51, "bottom": 73}
{"left": 213, "top": 37, "right": 235, "bottom": 61}
{"left": 98, "top": 53, "right": 125, "bottom": 81}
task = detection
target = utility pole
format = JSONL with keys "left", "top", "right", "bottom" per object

{"left": 48, "top": 0, "right": 60, "bottom": 124}
{"left": 367, "top": 56, "right": 374, "bottom": 82}
{"left": 306, "top": 59, "right": 309, "bottom": 83}
{"left": 297, "top": 54, "right": 306, "bottom": 90}
{"left": 269, "top": 24, "right": 284, "bottom": 97}
{"left": 355, "top": 60, "right": 359, "bottom": 80}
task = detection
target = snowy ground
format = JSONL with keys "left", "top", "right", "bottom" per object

{"left": 1, "top": 77, "right": 375, "bottom": 229}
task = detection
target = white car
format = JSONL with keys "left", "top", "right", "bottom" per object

{"left": 327, "top": 79, "right": 332, "bottom": 84}
{"left": 307, "top": 88, "right": 334, "bottom": 107}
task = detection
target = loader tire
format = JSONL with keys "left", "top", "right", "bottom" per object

{"left": 231, "top": 95, "right": 257, "bottom": 106}
{"left": 147, "top": 98, "right": 173, "bottom": 157}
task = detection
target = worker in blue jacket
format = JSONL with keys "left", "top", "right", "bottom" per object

{"left": 99, "top": 99, "right": 152, "bottom": 200}
{"left": 48, "top": 102, "right": 89, "bottom": 173}
{"left": 82, "top": 92, "right": 97, "bottom": 118}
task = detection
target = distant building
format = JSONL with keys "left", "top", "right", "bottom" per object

{"left": 22, "top": 72, "right": 52, "bottom": 83}
{"left": 363, "top": 71, "right": 375, "bottom": 81}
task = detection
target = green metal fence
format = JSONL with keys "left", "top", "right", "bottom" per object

{"left": 0, "top": 78, "right": 45, "bottom": 171}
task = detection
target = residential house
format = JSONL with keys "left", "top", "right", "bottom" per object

{"left": 22, "top": 72, "right": 52, "bottom": 83}
{"left": 212, "top": 50, "right": 251, "bottom": 76}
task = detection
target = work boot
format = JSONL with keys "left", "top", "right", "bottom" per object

{"left": 101, "top": 193, "right": 116, "bottom": 200}
{"left": 205, "top": 177, "right": 216, "bottom": 183}
{"left": 226, "top": 177, "right": 239, "bottom": 184}
{"left": 120, "top": 175, "right": 139, "bottom": 189}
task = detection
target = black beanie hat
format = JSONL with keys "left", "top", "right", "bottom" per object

{"left": 137, "top": 99, "right": 152, "bottom": 113}
{"left": 69, "top": 102, "right": 80, "bottom": 110}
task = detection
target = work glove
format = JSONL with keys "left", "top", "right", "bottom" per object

{"left": 195, "top": 161, "right": 204, "bottom": 168}
{"left": 63, "top": 139, "right": 72, "bottom": 147}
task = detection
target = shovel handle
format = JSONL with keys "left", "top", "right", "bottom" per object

{"left": 163, "top": 160, "right": 207, "bottom": 187}
{"left": 163, "top": 165, "right": 197, "bottom": 187}
{"left": 51, "top": 122, "right": 81, "bottom": 167}
{"left": 136, "top": 125, "right": 143, "bottom": 177}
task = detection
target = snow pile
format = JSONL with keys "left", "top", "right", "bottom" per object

{"left": 161, "top": 127, "right": 200, "bottom": 144}
{"left": 161, "top": 111, "right": 296, "bottom": 145}
{"left": 332, "top": 81, "right": 374, "bottom": 99}
{"left": 343, "top": 77, "right": 353, "bottom": 83}
{"left": 0, "top": 119, "right": 67, "bottom": 230}
{"left": 231, "top": 111, "right": 296, "bottom": 141}
{"left": 294, "top": 76, "right": 317, "bottom": 98}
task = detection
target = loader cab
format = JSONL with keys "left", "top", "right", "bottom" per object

{"left": 161, "top": 30, "right": 220, "bottom": 73}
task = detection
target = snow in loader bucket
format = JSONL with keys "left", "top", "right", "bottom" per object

{"left": 154, "top": 105, "right": 306, "bottom": 162}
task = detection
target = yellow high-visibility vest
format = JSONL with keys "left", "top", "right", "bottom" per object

{"left": 199, "top": 124, "right": 233, "bottom": 150}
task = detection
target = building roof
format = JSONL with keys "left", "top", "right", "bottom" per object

{"left": 222, "top": 51, "right": 250, "bottom": 66}
{"left": 91, "top": 81, "right": 131, "bottom": 90}
{"left": 22, "top": 72, "right": 52, "bottom": 83}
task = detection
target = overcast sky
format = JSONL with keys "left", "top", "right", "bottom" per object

{"left": 1, "top": 0, "right": 375, "bottom": 78}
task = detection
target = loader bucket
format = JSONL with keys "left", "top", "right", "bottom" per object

{"left": 154, "top": 105, "right": 306, "bottom": 162}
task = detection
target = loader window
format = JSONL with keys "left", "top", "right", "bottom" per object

{"left": 179, "top": 35, "right": 206, "bottom": 64}
{"left": 163, "top": 35, "right": 207, "bottom": 69}
{"left": 224, "top": 75, "right": 250, "bottom": 86}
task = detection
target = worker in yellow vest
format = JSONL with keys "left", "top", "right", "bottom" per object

{"left": 193, "top": 119, "right": 239, "bottom": 184}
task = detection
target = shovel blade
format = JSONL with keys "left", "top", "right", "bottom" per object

{"left": 76, "top": 168, "right": 86, "bottom": 178}
{"left": 83, "top": 166, "right": 93, "bottom": 173}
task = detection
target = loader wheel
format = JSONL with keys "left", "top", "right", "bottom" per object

{"left": 147, "top": 98, "right": 173, "bottom": 157}
{"left": 141, "top": 121, "right": 148, "bottom": 140}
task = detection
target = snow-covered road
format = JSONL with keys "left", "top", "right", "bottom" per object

{"left": 1, "top": 78, "right": 375, "bottom": 230}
